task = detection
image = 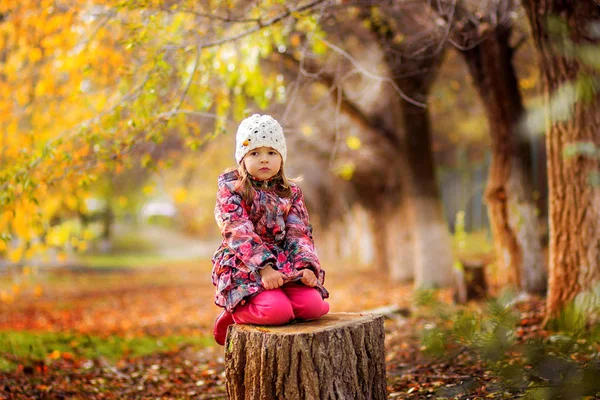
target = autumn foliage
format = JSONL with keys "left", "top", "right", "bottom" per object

{"left": 1, "top": 0, "right": 324, "bottom": 273}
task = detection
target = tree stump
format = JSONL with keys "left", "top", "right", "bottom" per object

{"left": 224, "top": 312, "right": 386, "bottom": 400}
{"left": 454, "top": 259, "right": 488, "bottom": 304}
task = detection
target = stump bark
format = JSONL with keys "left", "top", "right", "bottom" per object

{"left": 224, "top": 312, "right": 386, "bottom": 400}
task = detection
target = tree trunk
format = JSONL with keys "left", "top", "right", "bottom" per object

{"left": 400, "top": 102, "right": 455, "bottom": 288}
{"left": 357, "top": 6, "right": 454, "bottom": 288}
{"left": 461, "top": 26, "right": 547, "bottom": 293}
{"left": 522, "top": 0, "right": 600, "bottom": 319}
{"left": 369, "top": 200, "right": 414, "bottom": 281}
{"left": 225, "top": 313, "right": 386, "bottom": 400}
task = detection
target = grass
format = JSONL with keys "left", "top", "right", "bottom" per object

{"left": 0, "top": 330, "right": 213, "bottom": 372}
{"left": 452, "top": 229, "right": 494, "bottom": 260}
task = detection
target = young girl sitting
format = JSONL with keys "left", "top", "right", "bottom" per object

{"left": 211, "top": 114, "right": 330, "bottom": 346}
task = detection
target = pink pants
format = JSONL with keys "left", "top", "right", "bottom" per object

{"left": 232, "top": 283, "right": 329, "bottom": 325}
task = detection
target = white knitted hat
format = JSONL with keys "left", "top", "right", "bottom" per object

{"left": 235, "top": 114, "right": 287, "bottom": 164}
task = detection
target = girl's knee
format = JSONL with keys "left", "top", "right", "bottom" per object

{"left": 261, "top": 300, "right": 294, "bottom": 325}
{"left": 294, "top": 296, "right": 329, "bottom": 321}
{"left": 233, "top": 290, "right": 294, "bottom": 325}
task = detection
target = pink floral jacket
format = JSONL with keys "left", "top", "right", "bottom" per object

{"left": 211, "top": 171, "right": 328, "bottom": 312}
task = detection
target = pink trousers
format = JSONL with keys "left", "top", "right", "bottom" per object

{"left": 232, "top": 283, "right": 329, "bottom": 325}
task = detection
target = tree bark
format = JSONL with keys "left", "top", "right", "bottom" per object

{"left": 225, "top": 313, "right": 386, "bottom": 400}
{"left": 522, "top": 0, "right": 600, "bottom": 319}
{"left": 461, "top": 25, "right": 547, "bottom": 294}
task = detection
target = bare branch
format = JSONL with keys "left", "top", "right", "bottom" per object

{"left": 173, "top": 38, "right": 201, "bottom": 113}
{"left": 78, "top": 9, "right": 116, "bottom": 51}
{"left": 320, "top": 38, "right": 428, "bottom": 108}
{"left": 165, "top": 0, "right": 331, "bottom": 51}
{"left": 432, "top": 0, "right": 457, "bottom": 56}
{"left": 277, "top": 52, "right": 403, "bottom": 150}
{"left": 166, "top": 8, "right": 262, "bottom": 24}
{"left": 155, "top": 109, "right": 232, "bottom": 125}
{"left": 282, "top": 0, "right": 330, "bottom": 123}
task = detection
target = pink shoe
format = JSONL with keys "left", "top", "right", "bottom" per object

{"left": 213, "top": 309, "right": 234, "bottom": 346}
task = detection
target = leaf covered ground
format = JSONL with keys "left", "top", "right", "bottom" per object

{"left": 0, "top": 260, "right": 581, "bottom": 399}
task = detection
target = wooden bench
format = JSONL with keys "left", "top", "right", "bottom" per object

{"left": 225, "top": 313, "right": 386, "bottom": 400}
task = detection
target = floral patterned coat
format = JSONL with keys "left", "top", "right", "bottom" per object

{"left": 211, "top": 171, "right": 328, "bottom": 312}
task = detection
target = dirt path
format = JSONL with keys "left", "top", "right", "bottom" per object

{"left": 114, "top": 223, "right": 221, "bottom": 261}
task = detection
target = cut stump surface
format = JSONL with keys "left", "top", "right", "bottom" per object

{"left": 225, "top": 312, "right": 386, "bottom": 400}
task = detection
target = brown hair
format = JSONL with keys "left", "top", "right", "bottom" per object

{"left": 232, "top": 162, "right": 296, "bottom": 204}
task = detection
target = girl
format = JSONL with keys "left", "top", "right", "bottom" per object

{"left": 211, "top": 114, "right": 329, "bottom": 346}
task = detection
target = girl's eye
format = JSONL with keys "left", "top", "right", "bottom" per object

{"left": 250, "top": 152, "right": 258, "bottom": 156}
{"left": 269, "top": 151, "right": 276, "bottom": 155}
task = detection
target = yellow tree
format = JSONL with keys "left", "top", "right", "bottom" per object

{"left": 0, "top": 0, "right": 327, "bottom": 288}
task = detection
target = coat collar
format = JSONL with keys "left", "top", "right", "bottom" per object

{"left": 248, "top": 174, "right": 281, "bottom": 190}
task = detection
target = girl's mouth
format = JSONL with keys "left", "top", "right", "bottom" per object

{"left": 259, "top": 167, "right": 270, "bottom": 171}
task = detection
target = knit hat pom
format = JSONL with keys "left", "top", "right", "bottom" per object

{"left": 235, "top": 114, "right": 287, "bottom": 164}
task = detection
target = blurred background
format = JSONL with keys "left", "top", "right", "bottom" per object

{"left": 1, "top": 0, "right": 599, "bottom": 397}
{"left": 0, "top": 0, "right": 549, "bottom": 283}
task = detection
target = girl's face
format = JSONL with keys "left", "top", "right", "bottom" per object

{"left": 243, "top": 146, "right": 282, "bottom": 181}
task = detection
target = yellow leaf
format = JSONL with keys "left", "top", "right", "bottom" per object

{"left": 12, "top": 212, "right": 29, "bottom": 239}
{"left": 519, "top": 77, "right": 537, "bottom": 90}
{"left": 173, "top": 187, "right": 187, "bottom": 203}
{"left": 82, "top": 229, "right": 95, "bottom": 241}
{"left": 8, "top": 247, "right": 24, "bottom": 263}
{"left": 49, "top": 350, "right": 61, "bottom": 360}
{"left": 334, "top": 163, "right": 355, "bottom": 180}
{"left": 312, "top": 39, "right": 327, "bottom": 55}
{"left": 392, "top": 33, "right": 405, "bottom": 45}
{"left": 0, "top": 291, "right": 14, "bottom": 304}
{"left": 143, "top": 184, "right": 155, "bottom": 196}
{"left": 34, "top": 285, "right": 43, "bottom": 297}
{"left": 57, "top": 252, "right": 67, "bottom": 263}
{"left": 77, "top": 241, "right": 88, "bottom": 252}
{"left": 141, "top": 153, "right": 152, "bottom": 168}
{"left": 346, "top": 136, "right": 361, "bottom": 150}
{"left": 290, "top": 34, "right": 301, "bottom": 47}
{"left": 65, "top": 195, "right": 78, "bottom": 210}
{"left": 301, "top": 124, "right": 313, "bottom": 137}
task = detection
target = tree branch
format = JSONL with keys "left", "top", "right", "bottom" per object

{"left": 277, "top": 52, "right": 403, "bottom": 150}
{"left": 165, "top": 0, "right": 331, "bottom": 51}
{"left": 320, "top": 38, "right": 427, "bottom": 108}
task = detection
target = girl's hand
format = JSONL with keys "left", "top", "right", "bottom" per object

{"left": 300, "top": 269, "right": 318, "bottom": 287}
{"left": 259, "top": 265, "right": 284, "bottom": 290}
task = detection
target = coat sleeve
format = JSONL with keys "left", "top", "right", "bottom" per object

{"left": 215, "top": 184, "right": 276, "bottom": 273}
{"left": 283, "top": 186, "right": 324, "bottom": 281}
